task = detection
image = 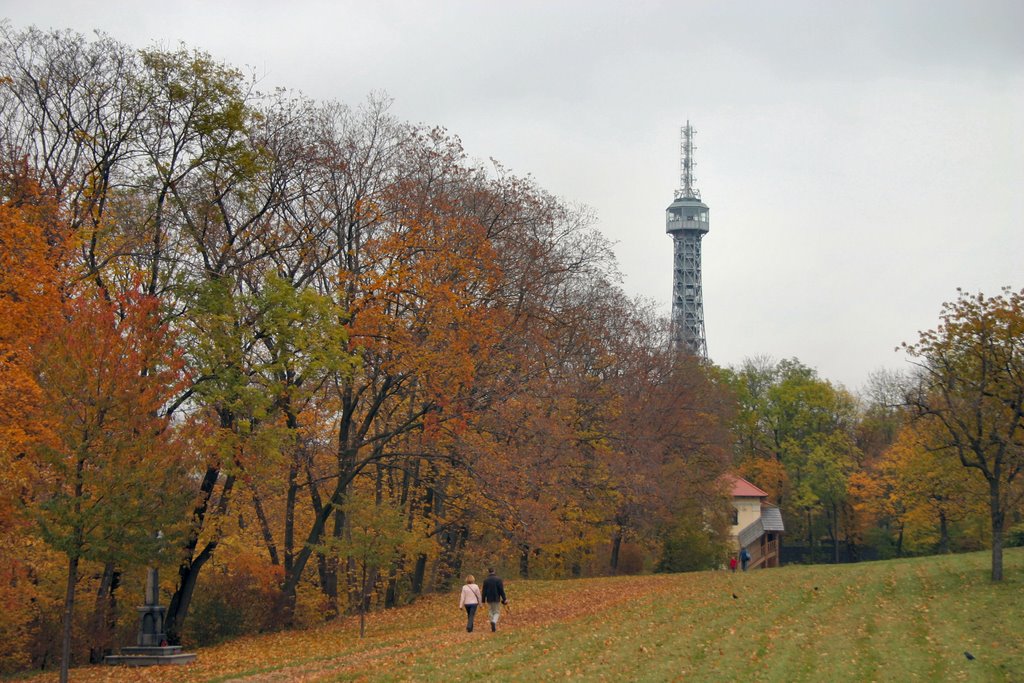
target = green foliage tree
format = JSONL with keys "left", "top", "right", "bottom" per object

{"left": 724, "top": 358, "right": 862, "bottom": 561}
{"left": 805, "top": 432, "right": 859, "bottom": 562}
{"left": 656, "top": 501, "right": 730, "bottom": 574}
{"left": 320, "top": 485, "right": 428, "bottom": 637}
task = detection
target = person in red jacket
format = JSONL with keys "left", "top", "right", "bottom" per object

{"left": 481, "top": 568, "right": 508, "bottom": 632}
{"left": 729, "top": 556, "right": 738, "bottom": 573}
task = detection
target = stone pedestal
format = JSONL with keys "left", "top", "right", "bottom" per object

{"left": 105, "top": 645, "right": 196, "bottom": 666}
{"left": 136, "top": 603, "right": 166, "bottom": 647}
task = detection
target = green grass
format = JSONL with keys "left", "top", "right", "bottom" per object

{"left": 18, "top": 548, "right": 1024, "bottom": 682}
{"left": 390, "top": 551, "right": 1023, "bottom": 683}
{"left": 352, "top": 548, "right": 1024, "bottom": 683}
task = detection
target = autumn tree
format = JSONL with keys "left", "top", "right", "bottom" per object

{"left": 0, "top": 24, "right": 145, "bottom": 247}
{"left": 28, "top": 285, "right": 191, "bottom": 682}
{"left": 0, "top": 166, "right": 65, "bottom": 673}
{"left": 603, "top": 306, "right": 734, "bottom": 574}
{"left": 881, "top": 423, "right": 984, "bottom": 553}
{"left": 0, "top": 28, "right": 275, "bottom": 642}
{"left": 272, "top": 124, "right": 526, "bottom": 616}
{"left": 803, "top": 431, "right": 860, "bottom": 562}
{"left": 903, "top": 288, "right": 1024, "bottom": 581}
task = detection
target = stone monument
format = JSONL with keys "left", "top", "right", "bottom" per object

{"left": 105, "top": 567, "right": 196, "bottom": 666}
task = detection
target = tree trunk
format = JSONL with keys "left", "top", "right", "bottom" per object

{"left": 60, "top": 554, "right": 79, "bottom": 683}
{"left": 832, "top": 503, "right": 839, "bottom": 564}
{"left": 88, "top": 563, "right": 119, "bottom": 663}
{"left": 301, "top": 461, "right": 334, "bottom": 622}
{"left": 408, "top": 463, "right": 429, "bottom": 597}
{"left": 411, "top": 554, "right": 428, "bottom": 595}
{"left": 610, "top": 532, "right": 622, "bottom": 574}
{"left": 164, "top": 463, "right": 222, "bottom": 644}
{"left": 284, "top": 463, "right": 298, "bottom": 574}
{"left": 384, "top": 556, "right": 403, "bottom": 608}
{"left": 282, "top": 408, "right": 301, "bottom": 574}
{"left": 359, "top": 565, "right": 367, "bottom": 638}
{"left": 317, "top": 552, "right": 339, "bottom": 621}
{"left": 252, "top": 489, "right": 280, "bottom": 566}
{"left": 806, "top": 509, "right": 814, "bottom": 564}
{"left": 938, "top": 510, "right": 950, "bottom": 554}
{"left": 992, "top": 525, "right": 1004, "bottom": 582}
{"left": 990, "top": 480, "right": 1004, "bottom": 581}
{"left": 166, "top": 540, "right": 218, "bottom": 643}
{"left": 362, "top": 566, "right": 379, "bottom": 615}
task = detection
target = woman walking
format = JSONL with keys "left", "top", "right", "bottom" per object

{"left": 458, "top": 575, "right": 483, "bottom": 632}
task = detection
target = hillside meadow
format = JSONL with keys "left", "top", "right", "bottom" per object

{"left": 12, "top": 548, "right": 1023, "bottom": 682}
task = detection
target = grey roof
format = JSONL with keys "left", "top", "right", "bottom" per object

{"left": 737, "top": 505, "right": 785, "bottom": 548}
{"left": 761, "top": 505, "right": 785, "bottom": 532}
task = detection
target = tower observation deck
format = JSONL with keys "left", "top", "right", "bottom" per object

{"left": 666, "top": 122, "right": 709, "bottom": 357}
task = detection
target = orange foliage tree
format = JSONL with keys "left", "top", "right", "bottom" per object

{"left": 0, "top": 167, "right": 65, "bottom": 673}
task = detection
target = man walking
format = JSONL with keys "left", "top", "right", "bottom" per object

{"left": 481, "top": 568, "right": 508, "bottom": 632}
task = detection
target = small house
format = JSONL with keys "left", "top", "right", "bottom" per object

{"left": 725, "top": 474, "right": 784, "bottom": 568}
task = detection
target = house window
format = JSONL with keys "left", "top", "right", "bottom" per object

{"left": 732, "top": 508, "right": 739, "bottom": 525}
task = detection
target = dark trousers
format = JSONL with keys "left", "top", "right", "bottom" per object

{"left": 465, "top": 604, "right": 478, "bottom": 632}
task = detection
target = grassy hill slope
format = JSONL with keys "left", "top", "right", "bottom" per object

{"left": 17, "top": 548, "right": 1024, "bottom": 682}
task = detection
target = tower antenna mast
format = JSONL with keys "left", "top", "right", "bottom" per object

{"left": 677, "top": 121, "right": 700, "bottom": 200}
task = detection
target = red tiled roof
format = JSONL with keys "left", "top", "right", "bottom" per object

{"left": 723, "top": 473, "right": 768, "bottom": 498}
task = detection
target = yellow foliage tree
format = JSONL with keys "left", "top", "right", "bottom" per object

{"left": 904, "top": 288, "right": 1024, "bottom": 580}
{"left": 881, "top": 423, "right": 986, "bottom": 553}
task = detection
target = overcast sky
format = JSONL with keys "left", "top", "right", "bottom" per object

{"left": 4, "top": 0, "right": 1022, "bottom": 391}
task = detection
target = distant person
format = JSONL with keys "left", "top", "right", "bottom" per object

{"left": 458, "top": 575, "right": 482, "bottom": 632}
{"left": 481, "top": 568, "right": 508, "bottom": 632}
{"left": 729, "top": 556, "right": 738, "bottom": 573}
{"left": 740, "top": 547, "right": 751, "bottom": 571}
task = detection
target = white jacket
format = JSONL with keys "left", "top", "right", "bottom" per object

{"left": 459, "top": 583, "right": 482, "bottom": 608}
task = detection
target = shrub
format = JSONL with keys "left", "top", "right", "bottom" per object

{"left": 183, "top": 556, "right": 282, "bottom": 646}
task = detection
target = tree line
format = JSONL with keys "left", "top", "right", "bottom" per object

{"left": 0, "top": 23, "right": 1020, "bottom": 679}
{"left": 0, "top": 25, "right": 736, "bottom": 678}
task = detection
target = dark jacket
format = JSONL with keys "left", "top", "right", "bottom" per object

{"left": 481, "top": 574, "right": 506, "bottom": 603}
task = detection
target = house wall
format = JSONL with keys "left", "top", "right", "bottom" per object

{"left": 730, "top": 496, "right": 762, "bottom": 547}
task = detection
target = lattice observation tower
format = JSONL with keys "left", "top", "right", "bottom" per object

{"left": 665, "top": 122, "right": 709, "bottom": 358}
